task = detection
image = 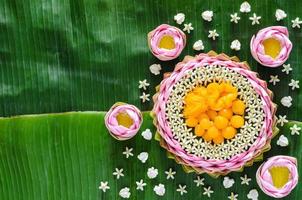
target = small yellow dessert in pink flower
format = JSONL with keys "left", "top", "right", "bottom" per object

{"left": 105, "top": 102, "right": 142, "bottom": 140}
{"left": 250, "top": 26, "right": 292, "bottom": 67}
{"left": 148, "top": 24, "right": 186, "bottom": 61}
{"left": 256, "top": 156, "right": 298, "bottom": 198}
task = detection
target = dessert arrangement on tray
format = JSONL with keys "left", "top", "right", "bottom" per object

{"left": 102, "top": 1, "right": 300, "bottom": 199}
{"left": 151, "top": 51, "right": 278, "bottom": 176}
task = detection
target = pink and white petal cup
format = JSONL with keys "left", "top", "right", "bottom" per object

{"left": 256, "top": 155, "right": 298, "bottom": 198}
{"left": 105, "top": 102, "right": 143, "bottom": 140}
{"left": 250, "top": 26, "right": 292, "bottom": 67}
{"left": 148, "top": 24, "right": 186, "bottom": 61}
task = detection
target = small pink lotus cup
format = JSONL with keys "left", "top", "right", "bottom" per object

{"left": 250, "top": 26, "right": 292, "bottom": 67}
{"left": 148, "top": 24, "right": 186, "bottom": 61}
{"left": 256, "top": 155, "right": 298, "bottom": 198}
{"left": 105, "top": 102, "right": 143, "bottom": 140}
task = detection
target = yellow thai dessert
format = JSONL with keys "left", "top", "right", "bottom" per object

{"left": 183, "top": 82, "right": 245, "bottom": 144}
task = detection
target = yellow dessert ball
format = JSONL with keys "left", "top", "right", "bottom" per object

{"left": 224, "top": 83, "right": 238, "bottom": 94}
{"left": 199, "top": 118, "right": 213, "bottom": 130}
{"left": 207, "top": 97, "right": 217, "bottom": 108}
{"left": 158, "top": 35, "right": 175, "bottom": 49}
{"left": 116, "top": 112, "right": 134, "bottom": 128}
{"left": 207, "top": 110, "right": 217, "bottom": 120}
{"left": 219, "top": 108, "right": 233, "bottom": 119}
{"left": 214, "top": 116, "right": 229, "bottom": 129}
{"left": 230, "top": 115, "right": 245, "bottom": 128}
{"left": 207, "top": 126, "right": 220, "bottom": 139}
{"left": 194, "top": 124, "right": 205, "bottom": 137}
{"left": 198, "top": 113, "right": 209, "bottom": 121}
{"left": 224, "top": 94, "right": 237, "bottom": 108}
{"left": 218, "top": 82, "right": 227, "bottom": 93}
{"left": 210, "top": 98, "right": 225, "bottom": 111}
{"left": 202, "top": 131, "right": 213, "bottom": 142}
{"left": 207, "top": 82, "right": 220, "bottom": 92}
{"left": 232, "top": 100, "right": 246, "bottom": 115}
{"left": 184, "top": 103, "right": 207, "bottom": 118}
{"left": 208, "top": 90, "right": 220, "bottom": 101}
{"left": 222, "top": 126, "right": 237, "bottom": 139}
{"left": 213, "top": 133, "right": 224, "bottom": 144}
{"left": 193, "top": 86, "right": 207, "bottom": 96}
{"left": 185, "top": 117, "right": 199, "bottom": 127}
{"left": 184, "top": 93, "right": 197, "bottom": 104}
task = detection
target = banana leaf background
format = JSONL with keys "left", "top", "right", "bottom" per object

{"left": 0, "top": 0, "right": 301, "bottom": 199}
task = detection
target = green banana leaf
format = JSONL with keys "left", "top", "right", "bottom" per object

{"left": 0, "top": 112, "right": 300, "bottom": 199}
{"left": 0, "top": 0, "right": 301, "bottom": 117}
{"left": 0, "top": 0, "right": 302, "bottom": 199}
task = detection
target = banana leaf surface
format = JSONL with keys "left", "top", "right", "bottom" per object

{"left": 0, "top": 112, "right": 301, "bottom": 200}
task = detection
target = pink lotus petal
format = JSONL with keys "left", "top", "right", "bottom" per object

{"left": 105, "top": 103, "right": 143, "bottom": 140}
{"left": 256, "top": 156, "right": 298, "bottom": 198}
{"left": 148, "top": 24, "right": 186, "bottom": 61}
{"left": 250, "top": 26, "right": 292, "bottom": 67}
